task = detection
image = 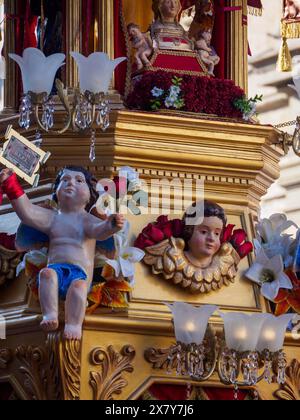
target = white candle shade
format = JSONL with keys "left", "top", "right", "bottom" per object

{"left": 219, "top": 312, "right": 268, "bottom": 352}
{"left": 166, "top": 302, "right": 218, "bottom": 345}
{"left": 70, "top": 52, "right": 127, "bottom": 94}
{"left": 9, "top": 48, "right": 65, "bottom": 95}
{"left": 256, "top": 314, "right": 295, "bottom": 353}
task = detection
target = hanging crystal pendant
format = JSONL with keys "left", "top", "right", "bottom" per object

{"left": 277, "top": 350, "right": 287, "bottom": 385}
{"left": 33, "top": 131, "right": 43, "bottom": 148}
{"left": 41, "top": 96, "right": 55, "bottom": 131}
{"left": 89, "top": 129, "right": 96, "bottom": 163}
{"left": 19, "top": 94, "right": 33, "bottom": 130}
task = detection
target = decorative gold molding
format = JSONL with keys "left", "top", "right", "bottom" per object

{"left": 227, "top": 0, "right": 248, "bottom": 93}
{"left": 274, "top": 359, "right": 300, "bottom": 401}
{"left": 0, "top": 348, "right": 13, "bottom": 369}
{"left": 65, "top": 0, "right": 81, "bottom": 89}
{"left": 59, "top": 336, "right": 81, "bottom": 401}
{"left": 15, "top": 345, "right": 51, "bottom": 400}
{"left": 89, "top": 345, "right": 136, "bottom": 400}
{"left": 0, "top": 246, "right": 23, "bottom": 287}
{"left": 144, "top": 327, "right": 217, "bottom": 381}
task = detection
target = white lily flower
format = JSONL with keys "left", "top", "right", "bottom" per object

{"left": 245, "top": 248, "right": 293, "bottom": 302}
{"left": 255, "top": 214, "right": 298, "bottom": 268}
{"left": 256, "top": 213, "right": 298, "bottom": 243}
{"left": 105, "top": 221, "right": 145, "bottom": 284}
{"left": 9, "top": 48, "right": 65, "bottom": 95}
{"left": 16, "top": 248, "right": 48, "bottom": 277}
{"left": 70, "top": 52, "right": 126, "bottom": 94}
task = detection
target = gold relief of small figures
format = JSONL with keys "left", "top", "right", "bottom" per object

{"left": 135, "top": 200, "right": 252, "bottom": 295}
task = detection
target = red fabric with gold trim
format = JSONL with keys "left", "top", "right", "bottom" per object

{"left": 150, "top": 50, "right": 207, "bottom": 75}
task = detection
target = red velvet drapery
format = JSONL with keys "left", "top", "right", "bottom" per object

{"left": 146, "top": 384, "right": 249, "bottom": 401}
{"left": 114, "top": 0, "right": 128, "bottom": 95}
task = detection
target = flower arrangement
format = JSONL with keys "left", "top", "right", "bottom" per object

{"left": 233, "top": 94, "right": 263, "bottom": 121}
{"left": 127, "top": 70, "right": 246, "bottom": 119}
{"left": 150, "top": 76, "right": 185, "bottom": 111}
{"left": 245, "top": 213, "right": 300, "bottom": 315}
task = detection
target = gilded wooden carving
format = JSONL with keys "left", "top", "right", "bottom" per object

{"left": 0, "top": 245, "right": 23, "bottom": 287}
{"left": 144, "top": 238, "right": 240, "bottom": 294}
{"left": 59, "top": 337, "right": 81, "bottom": 401}
{"left": 274, "top": 359, "right": 300, "bottom": 401}
{"left": 89, "top": 345, "right": 136, "bottom": 400}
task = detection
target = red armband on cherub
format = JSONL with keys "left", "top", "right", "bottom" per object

{"left": 1, "top": 173, "right": 25, "bottom": 201}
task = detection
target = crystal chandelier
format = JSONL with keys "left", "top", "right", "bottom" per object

{"left": 9, "top": 48, "right": 126, "bottom": 160}
{"left": 148, "top": 303, "right": 295, "bottom": 399}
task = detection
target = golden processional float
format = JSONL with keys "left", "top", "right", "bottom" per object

{"left": 1, "top": 0, "right": 300, "bottom": 401}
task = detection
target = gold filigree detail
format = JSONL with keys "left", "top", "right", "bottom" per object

{"left": 0, "top": 348, "right": 13, "bottom": 369}
{"left": 89, "top": 345, "right": 136, "bottom": 400}
{"left": 145, "top": 327, "right": 217, "bottom": 381}
{"left": 274, "top": 359, "right": 300, "bottom": 401}
{"left": 59, "top": 337, "right": 81, "bottom": 401}
{"left": 143, "top": 237, "right": 240, "bottom": 294}
{"left": 16, "top": 346, "right": 50, "bottom": 400}
{"left": 0, "top": 245, "right": 23, "bottom": 287}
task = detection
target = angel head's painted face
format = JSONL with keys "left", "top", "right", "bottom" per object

{"left": 53, "top": 166, "right": 98, "bottom": 211}
{"left": 183, "top": 200, "right": 227, "bottom": 261}
{"left": 188, "top": 216, "right": 223, "bottom": 259}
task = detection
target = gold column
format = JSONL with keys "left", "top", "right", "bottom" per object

{"left": 65, "top": 0, "right": 81, "bottom": 89}
{"left": 227, "top": 0, "right": 248, "bottom": 93}
{"left": 96, "top": 0, "right": 114, "bottom": 58}
{"left": 2, "top": 0, "right": 18, "bottom": 114}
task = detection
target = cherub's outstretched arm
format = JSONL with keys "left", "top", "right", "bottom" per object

{"left": 0, "top": 170, "right": 54, "bottom": 234}
{"left": 85, "top": 213, "right": 125, "bottom": 240}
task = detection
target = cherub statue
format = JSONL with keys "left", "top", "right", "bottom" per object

{"left": 284, "top": 0, "right": 300, "bottom": 19}
{"left": 142, "top": 200, "right": 241, "bottom": 294}
{"left": 128, "top": 23, "right": 153, "bottom": 70}
{"left": 0, "top": 166, "right": 125, "bottom": 340}
{"left": 195, "top": 29, "right": 219, "bottom": 75}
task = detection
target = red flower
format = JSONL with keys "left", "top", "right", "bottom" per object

{"left": 134, "top": 235, "right": 155, "bottom": 250}
{"left": 274, "top": 270, "right": 300, "bottom": 316}
{"left": 222, "top": 225, "right": 253, "bottom": 259}
{"left": 142, "top": 224, "right": 165, "bottom": 243}
{"left": 230, "top": 229, "right": 247, "bottom": 248}
{"left": 172, "top": 219, "right": 184, "bottom": 237}
{"left": 238, "top": 242, "right": 254, "bottom": 259}
{"left": 222, "top": 224, "right": 235, "bottom": 243}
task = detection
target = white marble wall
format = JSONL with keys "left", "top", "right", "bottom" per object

{"left": 248, "top": 0, "right": 300, "bottom": 225}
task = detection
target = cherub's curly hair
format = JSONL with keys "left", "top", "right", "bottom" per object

{"left": 182, "top": 200, "right": 227, "bottom": 249}
{"left": 52, "top": 166, "right": 98, "bottom": 212}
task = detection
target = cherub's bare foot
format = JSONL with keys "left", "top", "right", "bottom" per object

{"left": 64, "top": 324, "right": 82, "bottom": 341}
{"left": 40, "top": 316, "right": 59, "bottom": 332}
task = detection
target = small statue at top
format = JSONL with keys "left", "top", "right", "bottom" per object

{"left": 195, "top": 29, "right": 220, "bottom": 75}
{"left": 150, "top": 0, "right": 194, "bottom": 51}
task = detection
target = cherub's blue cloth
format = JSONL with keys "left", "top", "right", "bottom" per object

{"left": 39, "top": 264, "right": 88, "bottom": 300}
{"left": 16, "top": 223, "right": 115, "bottom": 252}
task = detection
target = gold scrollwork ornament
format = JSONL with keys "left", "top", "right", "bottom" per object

{"left": 89, "top": 345, "right": 136, "bottom": 400}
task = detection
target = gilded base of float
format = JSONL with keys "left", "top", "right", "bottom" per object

{"left": 1, "top": 110, "right": 298, "bottom": 400}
